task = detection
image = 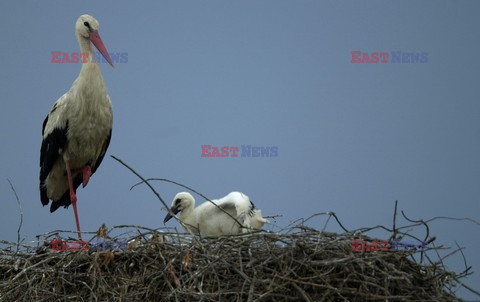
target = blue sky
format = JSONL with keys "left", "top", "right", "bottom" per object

{"left": 1, "top": 1, "right": 479, "bottom": 298}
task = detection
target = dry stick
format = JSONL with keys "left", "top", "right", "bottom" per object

{"left": 430, "top": 241, "right": 449, "bottom": 276}
{"left": 110, "top": 156, "right": 207, "bottom": 250}
{"left": 391, "top": 200, "right": 398, "bottom": 242}
{"left": 291, "top": 281, "right": 312, "bottom": 302}
{"left": 40, "top": 229, "right": 96, "bottom": 242}
{"left": 439, "top": 245, "right": 466, "bottom": 263}
{"left": 454, "top": 279, "right": 480, "bottom": 297}
{"left": 425, "top": 215, "right": 480, "bottom": 226}
{"left": 130, "top": 177, "right": 245, "bottom": 229}
{"left": 110, "top": 156, "right": 170, "bottom": 212}
{"left": 12, "top": 256, "right": 54, "bottom": 282}
{"left": 353, "top": 211, "right": 479, "bottom": 240}
{"left": 321, "top": 213, "right": 332, "bottom": 233}
{"left": 318, "top": 212, "right": 349, "bottom": 233}
{"left": 7, "top": 179, "right": 23, "bottom": 254}
{"left": 453, "top": 241, "right": 472, "bottom": 279}
{"left": 401, "top": 211, "right": 430, "bottom": 247}
{"left": 390, "top": 201, "right": 429, "bottom": 262}
{"left": 111, "top": 156, "right": 206, "bottom": 238}
{"left": 322, "top": 212, "right": 349, "bottom": 233}
{"left": 280, "top": 212, "right": 350, "bottom": 234}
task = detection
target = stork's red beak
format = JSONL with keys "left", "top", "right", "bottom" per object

{"left": 89, "top": 30, "right": 114, "bottom": 67}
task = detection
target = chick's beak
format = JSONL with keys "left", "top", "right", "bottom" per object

{"left": 164, "top": 205, "right": 181, "bottom": 224}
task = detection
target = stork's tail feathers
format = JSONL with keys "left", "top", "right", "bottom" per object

{"left": 43, "top": 174, "right": 83, "bottom": 213}
{"left": 40, "top": 183, "right": 49, "bottom": 206}
{"left": 250, "top": 210, "right": 269, "bottom": 230}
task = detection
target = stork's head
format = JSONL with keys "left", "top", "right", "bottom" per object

{"left": 163, "top": 192, "right": 195, "bottom": 224}
{"left": 75, "top": 15, "right": 113, "bottom": 67}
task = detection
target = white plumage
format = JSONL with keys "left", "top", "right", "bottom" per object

{"left": 164, "top": 192, "right": 269, "bottom": 237}
{"left": 40, "top": 15, "right": 114, "bottom": 240}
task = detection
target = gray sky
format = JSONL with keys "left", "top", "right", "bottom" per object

{"left": 1, "top": 1, "right": 479, "bottom": 298}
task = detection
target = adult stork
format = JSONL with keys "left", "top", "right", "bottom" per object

{"left": 164, "top": 192, "right": 268, "bottom": 237}
{"left": 40, "top": 15, "right": 114, "bottom": 240}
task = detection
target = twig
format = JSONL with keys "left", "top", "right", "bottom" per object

{"left": 110, "top": 155, "right": 170, "bottom": 210}
{"left": 391, "top": 200, "right": 398, "bottom": 241}
{"left": 7, "top": 179, "right": 23, "bottom": 254}
{"left": 401, "top": 210, "right": 430, "bottom": 245}
{"left": 454, "top": 279, "right": 480, "bottom": 297}
{"left": 291, "top": 281, "right": 312, "bottom": 302}
{"left": 281, "top": 212, "right": 350, "bottom": 234}
{"left": 425, "top": 215, "right": 480, "bottom": 226}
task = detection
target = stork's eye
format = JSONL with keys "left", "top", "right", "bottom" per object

{"left": 174, "top": 198, "right": 182, "bottom": 205}
{"left": 83, "top": 21, "right": 91, "bottom": 28}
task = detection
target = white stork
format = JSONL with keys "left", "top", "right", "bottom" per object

{"left": 40, "top": 15, "right": 114, "bottom": 240}
{"left": 164, "top": 192, "right": 269, "bottom": 237}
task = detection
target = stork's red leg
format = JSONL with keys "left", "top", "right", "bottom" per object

{"left": 66, "top": 160, "right": 82, "bottom": 241}
{"left": 82, "top": 165, "right": 92, "bottom": 187}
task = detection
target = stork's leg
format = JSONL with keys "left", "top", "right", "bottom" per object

{"left": 82, "top": 165, "right": 92, "bottom": 187}
{"left": 66, "top": 160, "right": 82, "bottom": 241}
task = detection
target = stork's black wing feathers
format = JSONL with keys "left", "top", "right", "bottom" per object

{"left": 249, "top": 200, "right": 256, "bottom": 216}
{"left": 40, "top": 117, "right": 69, "bottom": 207}
{"left": 49, "top": 128, "right": 112, "bottom": 212}
{"left": 42, "top": 114, "right": 48, "bottom": 135}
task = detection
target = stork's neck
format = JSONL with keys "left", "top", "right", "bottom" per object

{"left": 179, "top": 204, "right": 195, "bottom": 224}
{"left": 77, "top": 37, "right": 102, "bottom": 74}
{"left": 72, "top": 36, "right": 106, "bottom": 95}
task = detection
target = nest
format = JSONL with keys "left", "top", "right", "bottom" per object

{"left": 0, "top": 222, "right": 469, "bottom": 302}
{"left": 2, "top": 160, "right": 476, "bottom": 301}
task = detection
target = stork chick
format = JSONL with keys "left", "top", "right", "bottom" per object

{"left": 164, "top": 192, "right": 268, "bottom": 237}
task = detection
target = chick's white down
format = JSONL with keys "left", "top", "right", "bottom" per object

{"left": 164, "top": 192, "right": 268, "bottom": 237}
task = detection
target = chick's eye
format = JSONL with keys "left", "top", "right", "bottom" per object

{"left": 83, "top": 21, "right": 90, "bottom": 28}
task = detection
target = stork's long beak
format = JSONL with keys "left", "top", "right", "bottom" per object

{"left": 90, "top": 30, "right": 114, "bottom": 67}
{"left": 164, "top": 206, "right": 181, "bottom": 224}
